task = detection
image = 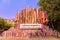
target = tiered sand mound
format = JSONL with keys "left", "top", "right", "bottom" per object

{"left": 2, "top": 26, "right": 57, "bottom": 38}
{"left": 2, "top": 27, "right": 42, "bottom": 38}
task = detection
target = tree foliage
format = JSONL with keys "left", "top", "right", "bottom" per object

{"left": 0, "top": 18, "right": 5, "bottom": 30}
{"left": 0, "top": 17, "right": 14, "bottom": 34}
{"left": 4, "top": 19, "right": 14, "bottom": 30}
{"left": 38, "top": 0, "right": 60, "bottom": 31}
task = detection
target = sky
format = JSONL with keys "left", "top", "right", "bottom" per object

{"left": 0, "top": 0, "right": 39, "bottom": 19}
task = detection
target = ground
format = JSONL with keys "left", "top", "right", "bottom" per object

{"left": 0, "top": 36, "right": 60, "bottom": 40}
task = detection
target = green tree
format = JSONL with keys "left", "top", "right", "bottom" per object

{"left": 4, "top": 20, "right": 14, "bottom": 30}
{"left": 38, "top": 0, "right": 60, "bottom": 37}
{"left": 0, "top": 18, "right": 5, "bottom": 30}
{"left": 0, "top": 17, "right": 14, "bottom": 34}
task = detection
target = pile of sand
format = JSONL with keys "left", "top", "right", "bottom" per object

{"left": 1, "top": 26, "right": 57, "bottom": 38}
